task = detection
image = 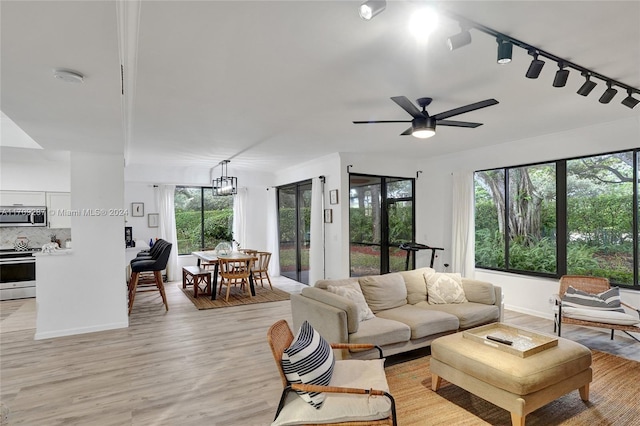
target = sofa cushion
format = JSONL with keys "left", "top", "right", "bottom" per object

{"left": 399, "top": 267, "right": 434, "bottom": 304}
{"left": 327, "top": 282, "right": 375, "bottom": 322}
{"left": 560, "top": 306, "right": 640, "bottom": 325}
{"left": 375, "top": 305, "right": 459, "bottom": 339}
{"left": 415, "top": 301, "right": 500, "bottom": 329}
{"left": 282, "top": 321, "right": 335, "bottom": 409}
{"left": 348, "top": 316, "right": 411, "bottom": 347}
{"left": 359, "top": 273, "right": 407, "bottom": 313}
{"left": 315, "top": 277, "right": 360, "bottom": 291}
{"left": 425, "top": 271, "right": 468, "bottom": 304}
{"left": 461, "top": 279, "right": 496, "bottom": 305}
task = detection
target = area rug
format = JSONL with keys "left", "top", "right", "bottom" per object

{"left": 385, "top": 350, "right": 639, "bottom": 425}
{"left": 179, "top": 283, "right": 290, "bottom": 309}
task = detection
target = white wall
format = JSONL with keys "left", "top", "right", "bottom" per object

{"left": 124, "top": 182, "right": 159, "bottom": 246}
{"left": 36, "top": 151, "right": 127, "bottom": 339}
{"left": 0, "top": 147, "right": 70, "bottom": 191}
{"left": 417, "top": 116, "right": 640, "bottom": 318}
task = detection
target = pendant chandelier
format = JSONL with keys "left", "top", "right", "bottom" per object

{"left": 212, "top": 160, "right": 237, "bottom": 196}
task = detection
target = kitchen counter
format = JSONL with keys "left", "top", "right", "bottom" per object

{"left": 34, "top": 249, "right": 73, "bottom": 256}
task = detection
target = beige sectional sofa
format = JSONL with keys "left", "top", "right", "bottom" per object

{"left": 290, "top": 267, "right": 503, "bottom": 359}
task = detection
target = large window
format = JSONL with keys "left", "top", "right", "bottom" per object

{"left": 475, "top": 149, "right": 639, "bottom": 288}
{"left": 174, "top": 187, "right": 233, "bottom": 255}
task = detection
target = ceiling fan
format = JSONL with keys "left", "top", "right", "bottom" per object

{"left": 353, "top": 96, "right": 499, "bottom": 139}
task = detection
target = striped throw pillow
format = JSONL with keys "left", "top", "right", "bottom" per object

{"left": 281, "top": 321, "right": 335, "bottom": 409}
{"left": 562, "top": 285, "right": 625, "bottom": 313}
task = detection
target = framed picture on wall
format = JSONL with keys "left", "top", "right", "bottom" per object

{"left": 324, "top": 208, "right": 333, "bottom": 223}
{"left": 132, "top": 202, "right": 144, "bottom": 217}
{"left": 148, "top": 213, "right": 159, "bottom": 228}
{"left": 329, "top": 189, "right": 338, "bottom": 205}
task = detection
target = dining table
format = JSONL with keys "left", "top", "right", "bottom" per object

{"left": 191, "top": 250, "right": 257, "bottom": 300}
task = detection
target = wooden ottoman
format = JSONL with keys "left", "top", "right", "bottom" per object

{"left": 430, "top": 326, "right": 592, "bottom": 426}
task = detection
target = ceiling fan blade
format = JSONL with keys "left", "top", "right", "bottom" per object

{"left": 391, "top": 96, "right": 425, "bottom": 119}
{"left": 400, "top": 127, "right": 413, "bottom": 136}
{"left": 352, "top": 120, "right": 412, "bottom": 124}
{"left": 432, "top": 99, "right": 499, "bottom": 120}
{"left": 437, "top": 120, "right": 483, "bottom": 128}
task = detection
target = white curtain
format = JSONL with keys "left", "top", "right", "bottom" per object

{"left": 451, "top": 171, "right": 475, "bottom": 278}
{"left": 232, "top": 187, "right": 247, "bottom": 250}
{"left": 266, "top": 188, "right": 280, "bottom": 276}
{"left": 308, "top": 177, "right": 325, "bottom": 285}
{"left": 155, "top": 184, "right": 179, "bottom": 282}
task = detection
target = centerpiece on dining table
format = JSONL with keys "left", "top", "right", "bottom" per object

{"left": 214, "top": 241, "right": 233, "bottom": 256}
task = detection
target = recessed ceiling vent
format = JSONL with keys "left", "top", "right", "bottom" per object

{"left": 52, "top": 69, "right": 84, "bottom": 84}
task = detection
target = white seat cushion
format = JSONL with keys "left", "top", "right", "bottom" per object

{"left": 561, "top": 306, "right": 640, "bottom": 326}
{"left": 272, "top": 359, "right": 392, "bottom": 426}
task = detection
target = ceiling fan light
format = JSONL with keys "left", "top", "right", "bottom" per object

{"left": 447, "top": 30, "right": 471, "bottom": 51}
{"left": 577, "top": 74, "right": 597, "bottom": 96}
{"left": 496, "top": 39, "right": 512, "bottom": 64}
{"left": 599, "top": 83, "right": 618, "bottom": 104}
{"left": 359, "top": 0, "right": 386, "bottom": 20}
{"left": 412, "top": 117, "right": 436, "bottom": 139}
{"left": 621, "top": 91, "right": 640, "bottom": 109}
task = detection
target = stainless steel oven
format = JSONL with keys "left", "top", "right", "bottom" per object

{"left": 0, "top": 206, "right": 47, "bottom": 227}
{"left": 0, "top": 250, "right": 36, "bottom": 300}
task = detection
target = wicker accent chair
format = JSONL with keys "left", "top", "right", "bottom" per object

{"left": 267, "top": 320, "right": 397, "bottom": 426}
{"left": 554, "top": 275, "right": 640, "bottom": 342}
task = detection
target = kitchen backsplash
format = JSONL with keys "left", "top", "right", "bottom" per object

{"left": 0, "top": 227, "right": 72, "bottom": 250}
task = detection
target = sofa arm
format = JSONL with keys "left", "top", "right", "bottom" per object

{"left": 299, "top": 287, "right": 360, "bottom": 333}
{"left": 461, "top": 279, "right": 503, "bottom": 321}
{"left": 291, "top": 293, "right": 351, "bottom": 359}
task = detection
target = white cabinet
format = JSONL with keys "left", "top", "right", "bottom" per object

{"left": 0, "top": 190, "right": 46, "bottom": 206}
{"left": 46, "top": 192, "right": 71, "bottom": 228}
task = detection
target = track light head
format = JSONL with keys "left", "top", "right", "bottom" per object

{"left": 577, "top": 73, "right": 597, "bottom": 96}
{"left": 412, "top": 117, "right": 436, "bottom": 139}
{"left": 525, "top": 51, "right": 545, "bottom": 79}
{"left": 447, "top": 29, "right": 471, "bottom": 51}
{"left": 553, "top": 62, "right": 570, "bottom": 87}
{"left": 359, "top": 0, "right": 386, "bottom": 20}
{"left": 621, "top": 90, "right": 639, "bottom": 109}
{"left": 496, "top": 38, "right": 512, "bottom": 64}
{"left": 599, "top": 82, "right": 618, "bottom": 104}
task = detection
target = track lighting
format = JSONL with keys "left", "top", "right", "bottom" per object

{"left": 553, "top": 62, "right": 570, "bottom": 87}
{"left": 525, "top": 50, "right": 545, "bottom": 79}
{"left": 496, "top": 38, "right": 512, "bottom": 64}
{"left": 599, "top": 82, "right": 618, "bottom": 104}
{"left": 411, "top": 117, "right": 436, "bottom": 139}
{"left": 621, "top": 90, "right": 639, "bottom": 109}
{"left": 447, "top": 28, "right": 471, "bottom": 51}
{"left": 577, "top": 73, "right": 597, "bottom": 96}
{"left": 359, "top": 0, "right": 386, "bottom": 20}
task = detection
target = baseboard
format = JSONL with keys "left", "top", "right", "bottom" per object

{"left": 504, "top": 304, "right": 555, "bottom": 321}
{"left": 34, "top": 321, "right": 128, "bottom": 340}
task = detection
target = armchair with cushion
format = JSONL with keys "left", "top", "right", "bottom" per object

{"left": 267, "top": 320, "right": 397, "bottom": 426}
{"left": 554, "top": 275, "right": 640, "bottom": 342}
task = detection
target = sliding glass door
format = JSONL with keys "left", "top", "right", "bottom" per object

{"left": 349, "top": 174, "right": 414, "bottom": 276}
{"left": 278, "top": 181, "right": 312, "bottom": 284}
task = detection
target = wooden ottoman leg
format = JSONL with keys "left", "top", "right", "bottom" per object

{"left": 510, "top": 412, "right": 525, "bottom": 426}
{"left": 579, "top": 383, "right": 589, "bottom": 401}
{"left": 431, "top": 374, "right": 442, "bottom": 391}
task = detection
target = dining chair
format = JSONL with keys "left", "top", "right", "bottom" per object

{"left": 218, "top": 257, "right": 254, "bottom": 302}
{"left": 252, "top": 251, "right": 273, "bottom": 290}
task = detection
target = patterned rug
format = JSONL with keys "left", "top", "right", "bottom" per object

{"left": 385, "top": 350, "right": 639, "bottom": 425}
{"left": 179, "top": 282, "right": 290, "bottom": 309}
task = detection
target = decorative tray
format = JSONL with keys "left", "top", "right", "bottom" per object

{"left": 463, "top": 323, "right": 558, "bottom": 358}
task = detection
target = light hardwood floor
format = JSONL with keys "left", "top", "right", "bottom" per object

{"left": 1, "top": 277, "right": 638, "bottom": 425}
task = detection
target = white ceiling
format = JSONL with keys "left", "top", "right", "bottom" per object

{"left": 1, "top": 1, "right": 639, "bottom": 174}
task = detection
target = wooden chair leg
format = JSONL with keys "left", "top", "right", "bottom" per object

{"left": 265, "top": 273, "right": 273, "bottom": 290}
{"left": 225, "top": 279, "right": 232, "bottom": 302}
{"left": 128, "top": 272, "right": 139, "bottom": 315}
{"left": 154, "top": 270, "right": 169, "bottom": 311}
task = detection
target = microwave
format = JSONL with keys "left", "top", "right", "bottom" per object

{"left": 0, "top": 206, "right": 47, "bottom": 227}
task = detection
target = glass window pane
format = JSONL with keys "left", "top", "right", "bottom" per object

{"left": 350, "top": 177, "right": 382, "bottom": 276}
{"left": 278, "top": 187, "right": 297, "bottom": 281}
{"left": 507, "top": 164, "right": 557, "bottom": 274}
{"left": 567, "top": 152, "right": 634, "bottom": 285}
{"left": 203, "top": 190, "right": 233, "bottom": 250}
{"left": 474, "top": 170, "right": 506, "bottom": 268}
{"left": 174, "top": 187, "right": 202, "bottom": 255}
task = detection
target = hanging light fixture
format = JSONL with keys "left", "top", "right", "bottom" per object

{"left": 553, "top": 62, "right": 570, "bottom": 87}
{"left": 525, "top": 50, "right": 545, "bottom": 79}
{"left": 212, "top": 160, "right": 237, "bottom": 196}
{"left": 599, "top": 82, "right": 618, "bottom": 104}
{"left": 447, "top": 26, "right": 472, "bottom": 51}
{"left": 577, "top": 72, "right": 597, "bottom": 96}
{"left": 359, "top": 0, "right": 386, "bottom": 20}
{"left": 621, "top": 90, "right": 640, "bottom": 109}
{"left": 411, "top": 117, "right": 436, "bottom": 139}
{"left": 496, "top": 38, "right": 512, "bottom": 64}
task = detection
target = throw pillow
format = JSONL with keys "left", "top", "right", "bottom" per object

{"left": 327, "top": 283, "right": 375, "bottom": 322}
{"left": 425, "top": 271, "right": 467, "bottom": 304}
{"left": 281, "top": 321, "right": 335, "bottom": 409}
{"left": 561, "top": 286, "right": 625, "bottom": 312}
